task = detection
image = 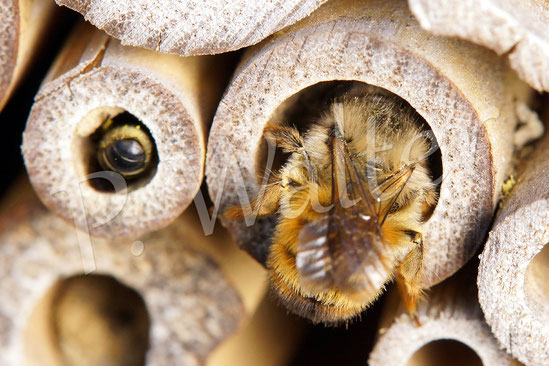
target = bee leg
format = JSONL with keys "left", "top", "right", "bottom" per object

{"left": 395, "top": 231, "right": 425, "bottom": 326}
{"left": 224, "top": 183, "right": 282, "bottom": 219}
{"left": 264, "top": 123, "right": 318, "bottom": 183}
{"left": 264, "top": 123, "right": 305, "bottom": 153}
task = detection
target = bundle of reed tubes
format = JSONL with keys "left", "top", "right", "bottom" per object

{"left": 205, "top": 0, "right": 534, "bottom": 290}
{"left": 0, "top": 193, "right": 267, "bottom": 365}
{"left": 53, "top": 0, "right": 327, "bottom": 56}
{"left": 478, "top": 103, "right": 549, "bottom": 365}
{"left": 369, "top": 265, "right": 519, "bottom": 366}
{"left": 409, "top": 0, "right": 549, "bottom": 92}
{"left": 22, "top": 22, "right": 231, "bottom": 239}
{"left": 0, "top": 0, "right": 58, "bottom": 110}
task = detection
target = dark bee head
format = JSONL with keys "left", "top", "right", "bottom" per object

{"left": 95, "top": 114, "right": 156, "bottom": 179}
{"left": 98, "top": 125, "right": 153, "bottom": 178}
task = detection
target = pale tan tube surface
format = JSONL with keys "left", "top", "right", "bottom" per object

{"left": 23, "top": 23, "right": 229, "bottom": 239}
{"left": 0, "top": 0, "right": 58, "bottom": 110}
{"left": 369, "top": 269, "right": 519, "bottom": 366}
{"left": 0, "top": 203, "right": 266, "bottom": 366}
{"left": 54, "top": 0, "right": 327, "bottom": 56}
{"left": 409, "top": 0, "right": 549, "bottom": 92}
{"left": 478, "top": 107, "right": 549, "bottom": 365}
{"left": 206, "top": 0, "right": 532, "bottom": 287}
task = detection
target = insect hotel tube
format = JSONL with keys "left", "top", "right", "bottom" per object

{"left": 368, "top": 265, "right": 519, "bottom": 366}
{"left": 22, "top": 23, "right": 231, "bottom": 239}
{"left": 208, "top": 296, "right": 305, "bottom": 366}
{"left": 0, "top": 196, "right": 267, "bottom": 365}
{"left": 478, "top": 103, "right": 549, "bottom": 366}
{"left": 409, "top": 0, "right": 549, "bottom": 92}
{"left": 206, "top": 0, "right": 533, "bottom": 309}
{"left": 53, "top": 0, "right": 327, "bottom": 56}
{"left": 0, "top": 0, "right": 58, "bottom": 111}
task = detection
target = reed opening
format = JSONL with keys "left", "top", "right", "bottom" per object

{"left": 25, "top": 274, "right": 150, "bottom": 366}
{"left": 525, "top": 243, "right": 549, "bottom": 321}
{"left": 256, "top": 80, "right": 443, "bottom": 220}
{"left": 406, "top": 340, "right": 483, "bottom": 366}
{"left": 74, "top": 107, "right": 159, "bottom": 192}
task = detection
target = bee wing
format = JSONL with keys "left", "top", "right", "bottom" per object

{"left": 296, "top": 135, "right": 391, "bottom": 293}
{"left": 296, "top": 200, "right": 385, "bottom": 293}
{"left": 295, "top": 214, "right": 333, "bottom": 292}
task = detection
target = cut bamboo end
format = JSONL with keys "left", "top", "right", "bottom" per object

{"left": 369, "top": 270, "right": 519, "bottom": 366}
{"left": 408, "top": 0, "right": 549, "bottom": 92}
{"left": 0, "top": 202, "right": 267, "bottom": 365}
{"left": 22, "top": 22, "right": 230, "bottom": 239}
{"left": 205, "top": 0, "right": 532, "bottom": 287}
{"left": 53, "top": 0, "right": 327, "bottom": 56}
{"left": 0, "top": 0, "right": 58, "bottom": 110}
{"left": 478, "top": 107, "right": 549, "bottom": 365}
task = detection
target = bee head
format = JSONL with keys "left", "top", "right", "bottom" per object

{"left": 82, "top": 112, "right": 159, "bottom": 190}
{"left": 97, "top": 124, "right": 154, "bottom": 178}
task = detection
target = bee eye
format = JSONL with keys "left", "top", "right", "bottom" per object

{"left": 96, "top": 115, "right": 155, "bottom": 179}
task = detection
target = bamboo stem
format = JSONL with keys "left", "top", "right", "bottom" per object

{"left": 409, "top": 0, "right": 549, "bottom": 92}
{"left": 478, "top": 102, "right": 549, "bottom": 366}
{"left": 369, "top": 267, "right": 520, "bottom": 366}
{"left": 208, "top": 296, "right": 305, "bottom": 366}
{"left": 205, "top": 0, "right": 533, "bottom": 289}
{"left": 0, "top": 187, "right": 266, "bottom": 365}
{"left": 22, "top": 22, "right": 232, "bottom": 238}
{"left": 0, "top": 0, "right": 58, "bottom": 110}
{"left": 53, "top": 0, "right": 327, "bottom": 56}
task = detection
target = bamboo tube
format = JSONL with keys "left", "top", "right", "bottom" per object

{"left": 477, "top": 104, "right": 549, "bottom": 365}
{"left": 408, "top": 0, "right": 549, "bottom": 92}
{"left": 208, "top": 295, "right": 305, "bottom": 366}
{"left": 0, "top": 190, "right": 267, "bottom": 365}
{"left": 369, "top": 266, "right": 520, "bottom": 366}
{"left": 53, "top": 0, "right": 328, "bottom": 56}
{"left": 0, "top": 0, "right": 58, "bottom": 110}
{"left": 205, "top": 0, "right": 533, "bottom": 289}
{"left": 22, "top": 22, "right": 231, "bottom": 239}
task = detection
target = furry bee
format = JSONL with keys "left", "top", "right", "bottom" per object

{"left": 95, "top": 113, "right": 155, "bottom": 179}
{"left": 226, "top": 90, "right": 437, "bottom": 324}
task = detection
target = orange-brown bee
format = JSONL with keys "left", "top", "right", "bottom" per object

{"left": 226, "top": 90, "right": 437, "bottom": 324}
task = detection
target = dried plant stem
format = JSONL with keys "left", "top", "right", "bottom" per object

{"left": 54, "top": 0, "right": 327, "bottom": 56}
{"left": 369, "top": 267, "right": 519, "bottom": 366}
{"left": 0, "top": 190, "right": 266, "bottom": 365}
{"left": 206, "top": 0, "right": 533, "bottom": 289}
{"left": 23, "top": 22, "right": 232, "bottom": 238}
{"left": 478, "top": 104, "right": 549, "bottom": 366}
{"left": 0, "top": 0, "right": 58, "bottom": 110}
{"left": 409, "top": 0, "right": 549, "bottom": 92}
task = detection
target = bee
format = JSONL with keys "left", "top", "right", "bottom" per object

{"left": 226, "top": 90, "right": 437, "bottom": 324}
{"left": 95, "top": 113, "right": 156, "bottom": 179}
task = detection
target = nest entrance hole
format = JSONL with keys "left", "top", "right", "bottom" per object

{"left": 525, "top": 243, "right": 549, "bottom": 320}
{"left": 25, "top": 274, "right": 150, "bottom": 366}
{"left": 73, "top": 107, "right": 159, "bottom": 193}
{"left": 406, "top": 340, "right": 483, "bottom": 366}
{"left": 256, "top": 80, "right": 442, "bottom": 220}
